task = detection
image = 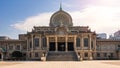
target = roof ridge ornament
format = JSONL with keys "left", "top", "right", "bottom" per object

{"left": 60, "top": 1, "right": 62, "bottom": 10}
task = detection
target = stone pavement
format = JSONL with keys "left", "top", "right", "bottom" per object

{"left": 0, "top": 60, "right": 120, "bottom": 68}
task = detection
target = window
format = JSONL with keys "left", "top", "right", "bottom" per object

{"left": 110, "top": 53, "right": 113, "bottom": 57}
{"left": 22, "top": 46, "right": 26, "bottom": 50}
{"left": 34, "top": 38, "right": 39, "bottom": 47}
{"left": 91, "top": 41, "right": 93, "bottom": 48}
{"left": 16, "top": 45, "right": 20, "bottom": 50}
{"left": 118, "top": 45, "right": 120, "bottom": 48}
{"left": 84, "top": 53, "right": 88, "bottom": 57}
{"left": 84, "top": 38, "right": 88, "bottom": 47}
{"left": 9, "top": 45, "right": 13, "bottom": 50}
{"left": 42, "top": 37, "right": 47, "bottom": 47}
{"left": 76, "top": 38, "right": 80, "bottom": 47}
{"left": 97, "top": 53, "right": 100, "bottom": 57}
{"left": 35, "top": 52, "right": 39, "bottom": 57}
{"left": 29, "top": 53, "right": 31, "bottom": 58}
{"left": 30, "top": 41, "right": 32, "bottom": 48}
{"left": 103, "top": 53, "right": 107, "bottom": 57}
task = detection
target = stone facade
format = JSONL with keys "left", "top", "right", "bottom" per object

{"left": 0, "top": 7, "right": 120, "bottom": 61}
{"left": 96, "top": 39, "right": 120, "bottom": 60}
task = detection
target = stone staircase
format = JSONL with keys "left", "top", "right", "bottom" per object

{"left": 46, "top": 51, "right": 78, "bottom": 61}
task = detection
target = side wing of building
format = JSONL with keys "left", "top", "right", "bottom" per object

{"left": 96, "top": 39, "right": 120, "bottom": 60}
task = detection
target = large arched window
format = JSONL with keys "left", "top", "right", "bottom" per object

{"left": 76, "top": 37, "right": 80, "bottom": 47}
{"left": 42, "top": 37, "right": 47, "bottom": 48}
{"left": 84, "top": 38, "right": 88, "bottom": 47}
{"left": 34, "top": 38, "right": 39, "bottom": 47}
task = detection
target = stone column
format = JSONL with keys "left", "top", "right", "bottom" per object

{"left": 55, "top": 36, "right": 58, "bottom": 51}
{"left": 46, "top": 37, "right": 49, "bottom": 51}
{"left": 93, "top": 36, "right": 96, "bottom": 59}
{"left": 65, "top": 36, "right": 68, "bottom": 52}
{"left": 39, "top": 35, "right": 41, "bottom": 49}
{"left": 81, "top": 35, "right": 84, "bottom": 50}
{"left": 89, "top": 35, "right": 91, "bottom": 50}
{"left": 88, "top": 35, "right": 93, "bottom": 60}
{"left": 74, "top": 36, "right": 76, "bottom": 51}
{"left": 27, "top": 37, "right": 29, "bottom": 51}
{"left": 31, "top": 34, "right": 34, "bottom": 51}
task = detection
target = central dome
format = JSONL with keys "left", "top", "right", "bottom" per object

{"left": 49, "top": 9, "right": 73, "bottom": 27}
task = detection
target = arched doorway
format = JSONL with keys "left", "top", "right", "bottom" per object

{"left": 12, "top": 51, "right": 23, "bottom": 60}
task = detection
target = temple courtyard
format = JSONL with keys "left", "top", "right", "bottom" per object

{"left": 0, "top": 60, "right": 120, "bottom": 68}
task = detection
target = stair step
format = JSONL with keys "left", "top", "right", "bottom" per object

{"left": 46, "top": 51, "right": 78, "bottom": 61}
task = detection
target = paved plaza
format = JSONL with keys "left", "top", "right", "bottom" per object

{"left": 0, "top": 60, "right": 120, "bottom": 68}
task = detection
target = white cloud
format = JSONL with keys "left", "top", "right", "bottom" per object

{"left": 11, "top": 6, "right": 120, "bottom": 36}
{"left": 71, "top": 6, "right": 120, "bottom": 35}
{"left": 11, "top": 12, "right": 52, "bottom": 31}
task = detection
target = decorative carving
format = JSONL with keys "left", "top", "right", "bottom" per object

{"left": 50, "top": 10, "right": 73, "bottom": 27}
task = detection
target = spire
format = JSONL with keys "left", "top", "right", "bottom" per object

{"left": 60, "top": 1, "right": 62, "bottom": 10}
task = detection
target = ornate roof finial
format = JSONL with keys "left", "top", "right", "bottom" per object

{"left": 60, "top": 1, "right": 62, "bottom": 10}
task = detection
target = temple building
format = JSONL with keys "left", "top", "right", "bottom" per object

{"left": 0, "top": 6, "right": 120, "bottom": 61}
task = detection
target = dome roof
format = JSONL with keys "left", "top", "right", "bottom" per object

{"left": 49, "top": 9, "right": 73, "bottom": 27}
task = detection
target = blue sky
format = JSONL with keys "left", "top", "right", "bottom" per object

{"left": 0, "top": 0, "right": 64, "bottom": 38}
{"left": 0, "top": 0, "right": 120, "bottom": 39}
{"left": 0, "top": 0, "right": 77, "bottom": 38}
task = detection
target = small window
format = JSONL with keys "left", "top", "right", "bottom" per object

{"left": 16, "top": 45, "right": 20, "bottom": 50}
{"left": 103, "top": 53, "right": 107, "bottom": 57}
{"left": 118, "top": 45, "right": 120, "bottom": 48}
{"left": 110, "top": 53, "right": 113, "bottom": 57}
{"left": 30, "top": 53, "right": 31, "bottom": 58}
{"left": 97, "top": 53, "right": 100, "bottom": 57}
{"left": 9, "top": 45, "right": 13, "bottom": 50}
{"left": 35, "top": 52, "right": 39, "bottom": 57}
{"left": 91, "top": 41, "right": 93, "bottom": 48}
{"left": 30, "top": 41, "right": 32, "bottom": 48}
{"left": 84, "top": 53, "right": 88, "bottom": 57}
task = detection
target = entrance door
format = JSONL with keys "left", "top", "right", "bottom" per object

{"left": 58, "top": 42, "right": 65, "bottom": 51}
{"left": 49, "top": 42, "right": 55, "bottom": 51}
{"left": 68, "top": 42, "right": 74, "bottom": 51}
